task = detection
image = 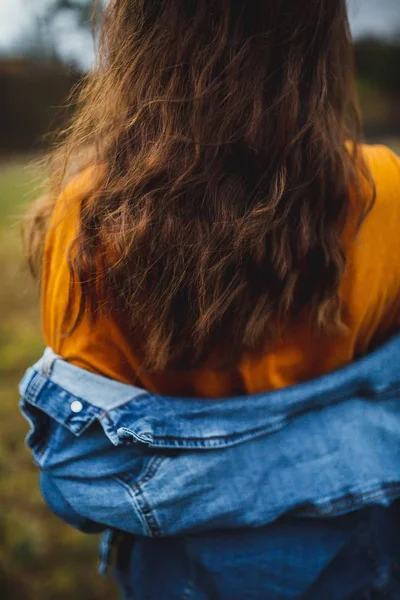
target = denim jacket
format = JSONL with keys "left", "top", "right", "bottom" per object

{"left": 19, "top": 335, "right": 400, "bottom": 600}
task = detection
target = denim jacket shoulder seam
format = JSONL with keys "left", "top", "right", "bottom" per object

{"left": 113, "top": 473, "right": 162, "bottom": 537}
{"left": 144, "top": 383, "right": 400, "bottom": 448}
{"left": 118, "top": 455, "right": 167, "bottom": 537}
{"left": 295, "top": 481, "right": 400, "bottom": 517}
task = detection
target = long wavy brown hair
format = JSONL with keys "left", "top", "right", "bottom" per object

{"left": 27, "top": 0, "right": 373, "bottom": 371}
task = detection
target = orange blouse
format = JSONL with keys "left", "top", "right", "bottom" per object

{"left": 42, "top": 144, "right": 400, "bottom": 397}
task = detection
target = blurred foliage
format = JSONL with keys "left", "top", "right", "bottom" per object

{"left": 0, "top": 61, "right": 80, "bottom": 154}
{"left": 49, "top": 0, "right": 93, "bottom": 18}
{"left": 354, "top": 38, "right": 400, "bottom": 138}
{"left": 0, "top": 36, "right": 399, "bottom": 154}
{"left": 12, "top": 0, "right": 95, "bottom": 63}
{"left": 355, "top": 38, "right": 400, "bottom": 97}
{"left": 0, "top": 160, "right": 117, "bottom": 599}
{"left": 47, "top": 0, "right": 95, "bottom": 29}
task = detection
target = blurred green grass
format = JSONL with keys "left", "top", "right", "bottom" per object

{"left": 0, "top": 159, "right": 117, "bottom": 600}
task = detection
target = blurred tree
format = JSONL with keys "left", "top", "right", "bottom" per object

{"left": 13, "top": 0, "right": 98, "bottom": 68}
{"left": 16, "top": 0, "right": 94, "bottom": 62}
{"left": 355, "top": 37, "right": 400, "bottom": 96}
{"left": 47, "top": 0, "right": 94, "bottom": 27}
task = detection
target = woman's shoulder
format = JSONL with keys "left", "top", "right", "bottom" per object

{"left": 49, "top": 166, "right": 99, "bottom": 227}
{"left": 353, "top": 143, "right": 400, "bottom": 243}
{"left": 43, "top": 166, "right": 101, "bottom": 276}
{"left": 359, "top": 143, "right": 400, "bottom": 203}
{"left": 338, "top": 144, "right": 400, "bottom": 345}
{"left": 360, "top": 142, "right": 400, "bottom": 167}
{"left": 349, "top": 144, "right": 400, "bottom": 324}
{"left": 355, "top": 143, "right": 400, "bottom": 240}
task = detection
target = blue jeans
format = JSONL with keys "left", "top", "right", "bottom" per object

{"left": 111, "top": 506, "right": 400, "bottom": 600}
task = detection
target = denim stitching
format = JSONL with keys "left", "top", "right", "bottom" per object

{"left": 143, "top": 384, "right": 400, "bottom": 448}
{"left": 121, "top": 456, "right": 167, "bottom": 537}
{"left": 23, "top": 366, "right": 400, "bottom": 448}
{"left": 138, "top": 418, "right": 286, "bottom": 448}
{"left": 108, "top": 475, "right": 153, "bottom": 539}
{"left": 294, "top": 482, "right": 400, "bottom": 517}
{"left": 41, "top": 352, "right": 59, "bottom": 377}
{"left": 131, "top": 486, "right": 162, "bottom": 537}
{"left": 24, "top": 378, "right": 101, "bottom": 437}
{"left": 25, "top": 371, "right": 48, "bottom": 402}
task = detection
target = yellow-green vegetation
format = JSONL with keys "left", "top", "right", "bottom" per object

{"left": 0, "top": 159, "right": 116, "bottom": 600}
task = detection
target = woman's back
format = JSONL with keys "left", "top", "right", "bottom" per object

{"left": 28, "top": 0, "right": 393, "bottom": 397}
{"left": 42, "top": 144, "right": 400, "bottom": 396}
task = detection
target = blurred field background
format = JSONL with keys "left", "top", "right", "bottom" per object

{"left": 0, "top": 1, "right": 399, "bottom": 599}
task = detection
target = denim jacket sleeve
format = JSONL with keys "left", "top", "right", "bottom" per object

{"left": 39, "top": 472, "right": 105, "bottom": 534}
{"left": 19, "top": 367, "right": 156, "bottom": 537}
{"left": 19, "top": 335, "right": 400, "bottom": 540}
{"left": 18, "top": 342, "right": 400, "bottom": 600}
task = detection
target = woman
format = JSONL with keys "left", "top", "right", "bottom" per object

{"left": 21, "top": 1, "right": 400, "bottom": 598}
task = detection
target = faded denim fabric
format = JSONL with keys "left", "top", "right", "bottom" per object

{"left": 19, "top": 334, "right": 400, "bottom": 599}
